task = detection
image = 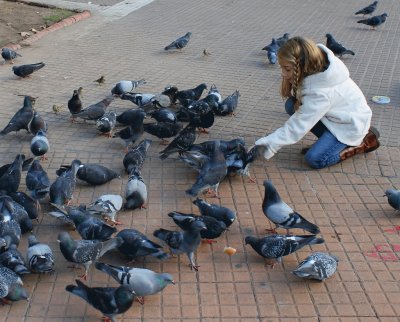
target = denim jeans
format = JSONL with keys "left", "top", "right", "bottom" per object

{"left": 285, "top": 97, "right": 348, "bottom": 169}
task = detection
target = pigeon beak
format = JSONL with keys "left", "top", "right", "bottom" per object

{"left": 171, "top": 280, "right": 176, "bottom": 285}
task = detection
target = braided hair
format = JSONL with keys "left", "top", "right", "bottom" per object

{"left": 278, "top": 37, "right": 329, "bottom": 110}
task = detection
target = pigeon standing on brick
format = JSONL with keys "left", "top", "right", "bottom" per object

{"left": 123, "top": 138, "right": 152, "bottom": 174}
{"left": 193, "top": 198, "right": 236, "bottom": 228}
{"left": 120, "top": 93, "right": 155, "bottom": 107}
{"left": 9, "top": 191, "right": 40, "bottom": 221}
{"left": 58, "top": 232, "right": 123, "bottom": 280}
{"left": 0, "top": 154, "right": 26, "bottom": 193}
{"left": 26, "top": 159, "right": 50, "bottom": 200}
{"left": 0, "top": 96, "right": 35, "bottom": 135}
{"left": 12, "top": 62, "right": 45, "bottom": 77}
{"left": 67, "top": 89, "right": 83, "bottom": 122}
{"left": 148, "top": 108, "right": 177, "bottom": 124}
{"left": 384, "top": 189, "right": 400, "bottom": 211}
{"left": 293, "top": 252, "right": 339, "bottom": 281}
{"left": 113, "top": 109, "right": 146, "bottom": 151}
{"left": 111, "top": 79, "right": 147, "bottom": 96}
{"left": 326, "top": 34, "right": 355, "bottom": 58}
{"left": 4, "top": 283, "right": 29, "bottom": 303}
{"left": 262, "top": 180, "right": 320, "bottom": 234}
{"left": 96, "top": 111, "right": 117, "bottom": 137}
{"left": 153, "top": 220, "right": 207, "bottom": 271}
{"left": 245, "top": 234, "right": 324, "bottom": 267}
{"left": 86, "top": 194, "right": 123, "bottom": 224}
{"left": 262, "top": 38, "right": 280, "bottom": 64}
{"left": 66, "top": 280, "right": 136, "bottom": 321}
{"left": 95, "top": 263, "right": 174, "bottom": 303}
{"left": 0, "top": 244, "right": 30, "bottom": 275}
{"left": 49, "top": 159, "right": 81, "bottom": 205}
{"left": 2, "top": 48, "right": 22, "bottom": 64}
{"left": 159, "top": 123, "right": 197, "bottom": 160}
{"left": 124, "top": 168, "right": 147, "bottom": 210}
{"left": 164, "top": 32, "right": 192, "bottom": 51}
{"left": 116, "top": 229, "right": 170, "bottom": 261}
{"left": 58, "top": 163, "right": 120, "bottom": 186}
{"left": 143, "top": 121, "right": 182, "bottom": 145}
{"left": 355, "top": 1, "right": 378, "bottom": 16}
{"left": 26, "top": 235, "right": 54, "bottom": 273}
{"left": 214, "top": 90, "right": 240, "bottom": 116}
{"left": 0, "top": 212, "right": 22, "bottom": 250}
{"left": 175, "top": 83, "right": 207, "bottom": 107}
{"left": 0, "top": 265, "right": 24, "bottom": 303}
{"left": 73, "top": 96, "right": 114, "bottom": 121}
{"left": 30, "top": 130, "right": 49, "bottom": 160}
{"left": 357, "top": 13, "right": 388, "bottom": 29}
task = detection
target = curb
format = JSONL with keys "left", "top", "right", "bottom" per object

{"left": 1, "top": 10, "right": 91, "bottom": 51}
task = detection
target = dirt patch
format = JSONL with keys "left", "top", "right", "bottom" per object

{"left": 0, "top": 0, "right": 75, "bottom": 47}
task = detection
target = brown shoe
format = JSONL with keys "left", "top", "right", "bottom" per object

{"left": 340, "top": 126, "right": 380, "bottom": 161}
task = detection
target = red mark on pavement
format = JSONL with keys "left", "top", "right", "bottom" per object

{"left": 364, "top": 243, "right": 400, "bottom": 261}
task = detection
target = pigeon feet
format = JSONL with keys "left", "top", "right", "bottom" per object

{"left": 189, "top": 264, "right": 199, "bottom": 271}
{"left": 40, "top": 155, "right": 48, "bottom": 161}
{"left": 206, "top": 189, "right": 220, "bottom": 199}
{"left": 198, "top": 127, "right": 209, "bottom": 134}
{"left": 201, "top": 239, "right": 217, "bottom": 244}
{"left": 136, "top": 296, "right": 145, "bottom": 305}
{"left": 159, "top": 139, "right": 170, "bottom": 145}
{"left": 248, "top": 176, "right": 256, "bottom": 183}
{"left": 265, "top": 228, "right": 278, "bottom": 234}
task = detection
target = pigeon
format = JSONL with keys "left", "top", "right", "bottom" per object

{"left": 120, "top": 93, "right": 155, "bottom": 107}
{"left": 0, "top": 95, "right": 35, "bottom": 135}
{"left": 293, "top": 252, "right": 339, "bottom": 281}
{"left": 111, "top": 79, "right": 147, "bottom": 96}
{"left": 124, "top": 168, "right": 147, "bottom": 210}
{"left": 193, "top": 198, "right": 236, "bottom": 228}
{"left": 67, "top": 89, "right": 83, "bottom": 122}
{"left": 28, "top": 110, "right": 47, "bottom": 135}
{"left": 148, "top": 108, "right": 177, "bottom": 123}
{"left": 26, "top": 159, "right": 50, "bottom": 200}
{"left": 143, "top": 122, "right": 182, "bottom": 144}
{"left": 66, "top": 279, "right": 136, "bottom": 322}
{"left": 94, "top": 75, "right": 105, "bottom": 85}
{"left": 116, "top": 108, "right": 146, "bottom": 126}
{"left": 0, "top": 154, "right": 26, "bottom": 193}
{"left": 4, "top": 283, "right": 29, "bottom": 303}
{"left": 153, "top": 220, "right": 207, "bottom": 271}
{"left": 2, "top": 48, "right": 22, "bottom": 64}
{"left": 384, "top": 189, "right": 400, "bottom": 211}
{"left": 113, "top": 109, "right": 146, "bottom": 150}
{"left": 116, "top": 229, "right": 169, "bottom": 261}
{"left": 205, "top": 84, "right": 222, "bottom": 110}
{"left": 357, "top": 13, "right": 388, "bottom": 29}
{"left": 8, "top": 191, "right": 40, "bottom": 220}
{"left": 58, "top": 232, "right": 123, "bottom": 279}
{"left": 186, "top": 140, "right": 227, "bottom": 198}
{"left": 58, "top": 163, "right": 120, "bottom": 186}
{"left": 262, "top": 38, "right": 280, "bottom": 52}
{"left": 12, "top": 62, "right": 45, "bottom": 77}
{"left": 168, "top": 211, "right": 227, "bottom": 243}
{"left": 0, "top": 211, "right": 22, "bottom": 250}
{"left": 159, "top": 123, "right": 197, "bottom": 160}
{"left": 326, "top": 34, "right": 355, "bottom": 57}
{"left": 262, "top": 180, "right": 320, "bottom": 234}
{"left": 185, "top": 97, "right": 216, "bottom": 133}
{"left": 175, "top": 83, "right": 207, "bottom": 107}
{"left": 214, "top": 90, "right": 240, "bottom": 116}
{"left": 161, "top": 85, "right": 179, "bottom": 105}
{"left": 95, "top": 263, "right": 174, "bottom": 303}
{"left": 49, "top": 204, "right": 117, "bottom": 241}
{"left": 30, "top": 130, "right": 49, "bottom": 159}
{"left": 189, "top": 138, "right": 246, "bottom": 156}
{"left": 86, "top": 194, "right": 123, "bottom": 224}
{"left": 26, "top": 235, "right": 54, "bottom": 273}
{"left": 0, "top": 244, "right": 30, "bottom": 275}
{"left": 96, "top": 111, "right": 117, "bottom": 137}
{"left": 49, "top": 159, "right": 81, "bottom": 205}
{"left": 123, "top": 138, "right": 152, "bottom": 174}
{"left": 355, "top": 1, "right": 378, "bottom": 16}
{"left": 267, "top": 50, "right": 277, "bottom": 64}
{"left": 2, "top": 194, "right": 33, "bottom": 234}
{"left": 245, "top": 234, "right": 324, "bottom": 266}
{"left": 225, "top": 144, "right": 258, "bottom": 182}
{"left": 0, "top": 265, "right": 23, "bottom": 303}
{"left": 73, "top": 96, "right": 114, "bottom": 121}
{"left": 164, "top": 32, "right": 192, "bottom": 51}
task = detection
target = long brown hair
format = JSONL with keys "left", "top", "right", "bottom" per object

{"left": 278, "top": 37, "right": 328, "bottom": 110}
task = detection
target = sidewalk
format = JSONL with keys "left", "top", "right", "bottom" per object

{"left": 0, "top": 0, "right": 399, "bottom": 321}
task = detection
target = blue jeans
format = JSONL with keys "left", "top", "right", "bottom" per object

{"left": 285, "top": 97, "right": 348, "bottom": 169}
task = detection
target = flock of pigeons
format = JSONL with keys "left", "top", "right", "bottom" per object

{"left": 0, "top": 1, "right": 399, "bottom": 321}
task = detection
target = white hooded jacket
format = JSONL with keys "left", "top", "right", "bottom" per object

{"left": 255, "top": 44, "right": 372, "bottom": 159}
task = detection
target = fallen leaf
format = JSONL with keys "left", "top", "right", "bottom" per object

{"left": 19, "top": 31, "right": 31, "bottom": 37}
{"left": 31, "top": 28, "right": 38, "bottom": 33}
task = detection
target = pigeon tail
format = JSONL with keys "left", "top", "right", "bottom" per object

{"left": 95, "top": 262, "right": 120, "bottom": 281}
{"left": 65, "top": 279, "right": 88, "bottom": 301}
{"left": 124, "top": 192, "right": 145, "bottom": 210}
{"left": 153, "top": 228, "right": 170, "bottom": 242}
{"left": 100, "top": 237, "right": 124, "bottom": 257}
{"left": 341, "top": 50, "right": 355, "bottom": 56}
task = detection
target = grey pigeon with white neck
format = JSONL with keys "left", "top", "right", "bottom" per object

{"left": 111, "top": 79, "right": 147, "bottom": 96}
{"left": 164, "top": 32, "right": 192, "bottom": 51}
{"left": 49, "top": 159, "right": 81, "bottom": 205}
{"left": 293, "top": 252, "right": 339, "bottom": 281}
{"left": 1, "top": 48, "right": 22, "bottom": 64}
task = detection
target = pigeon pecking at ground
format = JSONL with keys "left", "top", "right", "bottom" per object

{"left": 355, "top": 1, "right": 378, "bottom": 16}
{"left": 0, "top": 244, "right": 30, "bottom": 275}
{"left": 86, "top": 194, "right": 123, "bottom": 225}
{"left": 143, "top": 121, "right": 182, "bottom": 145}
{"left": 26, "top": 159, "right": 50, "bottom": 201}
{"left": 0, "top": 154, "right": 28, "bottom": 194}
{"left": 164, "top": 32, "right": 192, "bottom": 51}
{"left": 72, "top": 96, "right": 114, "bottom": 122}
{"left": 96, "top": 111, "right": 117, "bottom": 137}
{"left": 12, "top": 62, "right": 45, "bottom": 77}
{"left": 26, "top": 234, "right": 55, "bottom": 273}
{"left": 30, "top": 130, "right": 49, "bottom": 160}
{"left": 292, "top": 252, "right": 339, "bottom": 281}
{"left": 0, "top": 95, "right": 35, "bottom": 136}
{"left": 383, "top": 189, "right": 400, "bottom": 211}
{"left": 159, "top": 124, "right": 197, "bottom": 160}
{"left": 214, "top": 90, "right": 240, "bottom": 116}
{"left": 193, "top": 198, "right": 236, "bottom": 228}
{"left": 325, "top": 34, "right": 355, "bottom": 58}
{"left": 111, "top": 79, "right": 147, "bottom": 96}
{"left": 262, "top": 180, "right": 320, "bottom": 234}
{"left": 0, "top": 265, "right": 24, "bottom": 304}
{"left": 123, "top": 138, "right": 152, "bottom": 174}
{"left": 113, "top": 109, "right": 147, "bottom": 151}
{"left": 124, "top": 168, "right": 148, "bottom": 210}
{"left": 1, "top": 47, "right": 22, "bottom": 64}
{"left": 357, "top": 13, "right": 388, "bottom": 29}
{"left": 9, "top": 191, "right": 40, "bottom": 221}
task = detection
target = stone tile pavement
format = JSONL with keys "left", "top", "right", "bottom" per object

{"left": 0, "top": 0, "right": 400, "bottom": 321}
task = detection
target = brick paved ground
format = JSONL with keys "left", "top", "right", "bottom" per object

{"left": 0, "top": 0, "right": 400, "bottom": 321}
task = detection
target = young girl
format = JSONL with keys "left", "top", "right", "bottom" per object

{"left": 255, "top": 36, "right": 380, "bottom": 169}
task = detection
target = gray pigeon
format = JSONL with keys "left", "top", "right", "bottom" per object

{"left": 293, "top": 252, "right": 339, "bottom": 281}
{"left": 193, "top": 198, "right": 236, "bottom": 228}
{"left": 357, "top": 13, "right": 388, "bottom": 29}
{"left": 123, "top": 138, "right": 152, "bottom": 174}
{"left": 26, "top": 235, "right": 55, "bottom": 273}
{"left": 113, "top": 109, "right": 147, "bottom": 151}
{"left": 120, "top": 93, "right": 155, "bottom": 107}
{"left": 49, "top": 159, "right": 81, "bottom": 205}
{"left": 159, "top": 124, "right": 197, "bottom": 160}
{"left": 214, "top": 90, "right": 240, "bottom": 116}
{"left": 0, "top": 154, "right": 26, "bottom": 193}
{"left": 186, "top": 140, "right": 227, "bottom": 198}
{"left": 164, "top": 32, "right": 192, "bottom": 51}
{"left": 111, "top": 80, "right": 147, "bottom": 96}
{"left": 57, "top": 163, "right": 120, "bottom": 186}
{"left": 1, "top": 48, "right": 22, "bottom": 64}
{"left": 30, "top": 130, "right": 49, "bottom": 159}
{"left": 86, "top": 194, "right": 123, "bottom": 224}
{"left": 262, "top": 180, "right": 320, "bottom": 234}
{"left": 1, "top": 194, "right": 33, "bottom": 234}
{"left": 245, "top": 234, "right": 324, "bottom": 267}
{"left": 73, "top": 96, "right": 114, "bottom": 121}
{"left": 0, "top": 96, "right": 35, "bottom": 135}
{"left": 12, "top": 62, "right": 45, "bottom": 77}
{"left": 5, "top": 283, "right": 29, "bottom": 303}
{"left": 326, "top": 34, "right": 355, "bottom": 58}
{"left": 95, "top": 263, "right": 174, "bottom": 303}
{"left": 0, "top": 244, "right": 30, "bottom": 275}
{"left": 384, "top": 189, "right": 400, "bottom": 211}
{"left": 8, "top": 191, "right": 40, "bottom": 221}
{"left": 355, "top": 1, "right": 378, "bottom": 16}
{"left": 28, "top": 110, "right": 47, "bottom": 135}
{"left": 96, "top": 111, "right": 117, "bottom": 136}
{"left": 153, "top": 220, "right": 207, "bottom": 271}
{"left": 0, "top": 265, "right": 23, "bottom": 302}
{"left": 58, "top": 232, "right": 123, "bottom": 280}
{"left": 66, "top": 279, "right": 136, "bottom": 322}
{"left": 26, "top": 159, "right": 50, "bottom": 200}
{"left": 124, "top": 168, "right": 147, "bottom": 210}
{"left": 0, "top": 210, "right": 22, "bottom": 250}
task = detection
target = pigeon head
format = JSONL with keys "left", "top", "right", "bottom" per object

{"left": 190, "top": 220, "right": 207, "bottom": 231}
{"left": 326, "top": 33, "right": 333, "bottom": 39}
{"left": 262, "top": 180, "right": 281, "bottom": 206}
{"left": 6, "top": 284, "right": 29, "bottom": 302}
{"left": 159, "top": 273, "right": 175, "bottom": 285}
{"left": 244, "top": 236, "right": 257, "bottom": 245}
{"left": 384, "top": 189, "right": 397, "bottom": 197}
